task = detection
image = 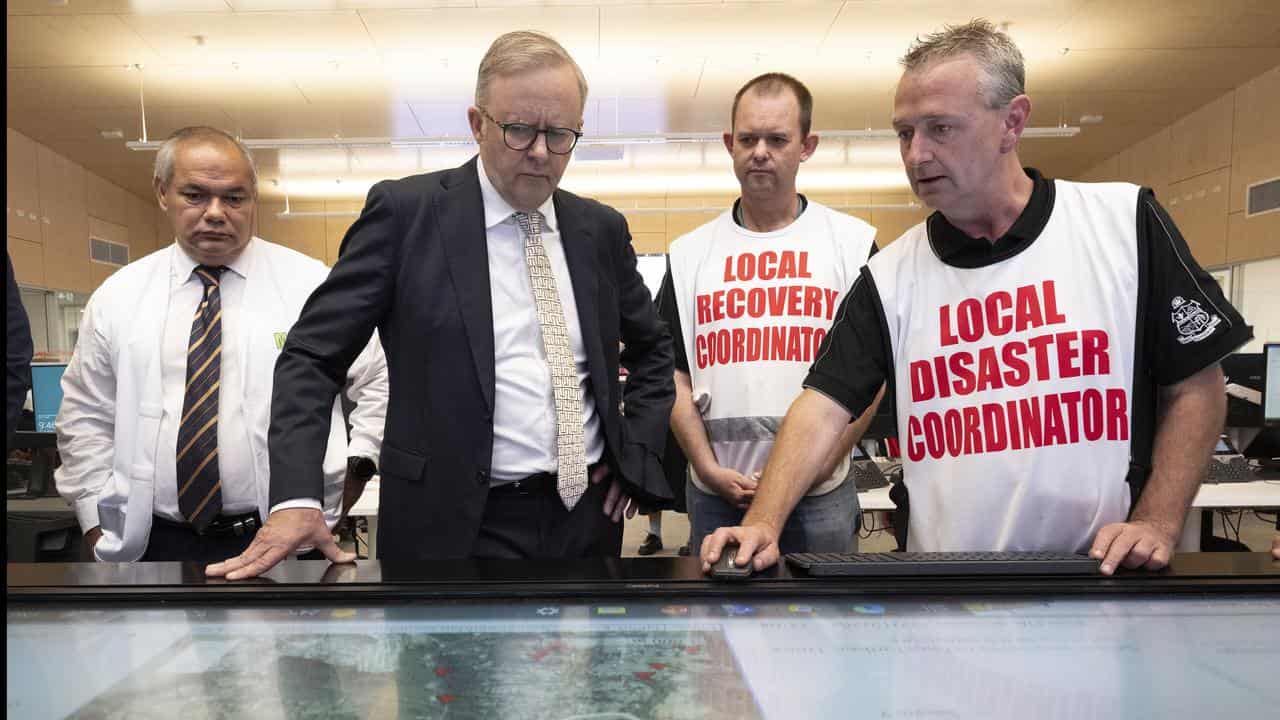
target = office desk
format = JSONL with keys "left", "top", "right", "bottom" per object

{"left": 347, "top": 481, "right": 898, "bottom": 558}
{"left": 1180, "top": 480, "right": 1280, "bottom": 551}
{"left": 350, "top": 479, "right": 1279, "bottom": 555}
{"left": 8, "top": 554, "right": 1279, "bottom": 719}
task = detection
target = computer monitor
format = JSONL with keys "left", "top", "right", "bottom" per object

{"left": 29, "top": 363, "right": 67, "bottom": 433}
{"left": 1265, "top": 343, "right": 1280, "bottom": 426}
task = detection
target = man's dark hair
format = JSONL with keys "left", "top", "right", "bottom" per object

{"left": 730, "top": 72, "right": 814, "bottom": 137}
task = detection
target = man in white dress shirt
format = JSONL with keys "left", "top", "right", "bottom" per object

{"left": 55, "top": 126, "right": 389, "bottom": 562}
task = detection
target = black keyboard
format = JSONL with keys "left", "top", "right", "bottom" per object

{"left": 785, "top": 551, "right": 1099, "bottom": 577}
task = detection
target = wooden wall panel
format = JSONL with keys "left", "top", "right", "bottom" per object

{"left": 1226, "top": 211, "right": 1280, "bottom": 265}
{"left": 1077, "top": 154, "right": 1120, "bottom": 183}
{"left": 37, "top": 145, "right": 91, "bottom": 293}
{"left": 665, "top": 211, "right": 719, "bottom": 244}
{"left": 630, "top": 233, "right": 666, "bottom": 254}
{"left": 88, "top": 216, "right": 127, "bottom": 246}
{"left": 1166, "top": 167, "right": 1231, "bottom": 268}
{"left": 155, "top": 205, "right": 172, "bottom": 249}
{"left": 621, "top": 210, "right": 665, "bottom": 235}
{"left": 869, "top": 193, "right": 929, "bottom": 247}
{"left": 1229, "top": 65, "right": 1280, "bottom": 215}
{"left": 1167, "top": 91, "right": 1234, "bottom": 183}
{"left": 323, "top": 201, "right": 361, "bottom": 265}
{"left": 7, "top": 129, "right": 43, "bottom": 243}
{"left": 8, "top": 236, "right": 45, "bottom": 287}
{"left": 88, "top": 260, "right": 118, "bottom": 289}
{"left": 257, "top": 201, "right": 326, "bottom": 262}
{"left": 85, "top": 170, "right": 127, "bottom": 227}
{"left": 1116, "top": 127, "right": 1171, "bottom": 199}
{"left": 126, "top": 192, "right": 158, "bottom": 261}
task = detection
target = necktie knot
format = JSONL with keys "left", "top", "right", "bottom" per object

{"left": 193, "top": 265, "right": 226, "bottom": 288}
{"left": 514, "top": 210, "right": 543, "bottom": 237}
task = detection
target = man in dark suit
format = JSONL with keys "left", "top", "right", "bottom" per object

{"left": 208, "top": 31, "right": 674, "bottom": 578}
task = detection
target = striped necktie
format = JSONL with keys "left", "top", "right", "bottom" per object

{"left": 177, "top": 264, "right": 226, "bottom": 532}
{"left": 514, "top": 211, "right": 588, "bottom": 511}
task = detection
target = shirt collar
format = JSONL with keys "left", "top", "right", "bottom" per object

{"left": 171, "top": 236, "right": 255, "bottom": 282}
{"left": 926, "top": 167, "right": 1054, "bottom": 269}
{"left": 476, "top": 155, "right": 559, "bottom": 233}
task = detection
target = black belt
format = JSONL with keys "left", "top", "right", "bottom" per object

{"left": 490, "top": 472, "right": 558, "bottom": 495}
{"left": 489, "top": 462, "right": 606, "bottom": 496}
{"left": 152, "top": 510, "right": 262, "bottom": 537}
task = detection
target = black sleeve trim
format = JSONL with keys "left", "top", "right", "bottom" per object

{"left": 654, "top": 257, "right": 688, "bottom": 372}
{"left": 803, "top": 266, "right": 893, "bottom": 419}
{"left": 1139, "top": 189, "right": 1253, "bottom": 386}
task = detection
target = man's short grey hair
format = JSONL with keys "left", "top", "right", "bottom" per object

{"left": 475, "top": 30, "right": 589, "bottom": 115}
{"left": 154, "top": 126, "right": 258, "bottom": 193}
{"left": 900, "top": 18, "right": 1026, "bottom": 109}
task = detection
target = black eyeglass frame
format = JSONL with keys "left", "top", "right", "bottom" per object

{"left": 478, "top": 107, "right": 583, "bottom": 155}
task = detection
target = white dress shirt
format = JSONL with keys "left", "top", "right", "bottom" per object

{"left": 477, "top": 157, "right": 604, "bottom": 482}
{"left": 152, "top": 242, "right": 259, "bottom": 521}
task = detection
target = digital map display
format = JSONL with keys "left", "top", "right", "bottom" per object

{"left": 9, "top": 595, "right": 1280, "bottom": 719}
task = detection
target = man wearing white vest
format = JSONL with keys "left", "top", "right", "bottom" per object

{"left": 702, "top": 20, "right": 1250, "bottom": 576}
{"left": 658, "top": 73, "right": 880, "bottom": 556}
{"left": 55, "top": 126, "right": 388, "bottom": 562}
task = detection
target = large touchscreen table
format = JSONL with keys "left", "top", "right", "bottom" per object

{"left": 9, "top": 593, "right": 1279, "bottom": 719}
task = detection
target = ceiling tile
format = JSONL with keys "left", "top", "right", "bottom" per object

{"left": 7, "top": 14, "right": 162, "bottom": 67}
{"left": 1061, "top": 0, "right": 1280, "bottom": 49}
{"left": 119, "top": 10, "right": 374, "bottom": 65}
{"left": 7, "top": 1, "right": 230, "bottom": 14}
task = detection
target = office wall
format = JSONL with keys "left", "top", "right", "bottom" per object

{"left": 7, "top": 126, "right": 928, "bottom": 293}
{"left": 1239, "top": 256, "right": 1280, "bottom": 350}
{"left": 1075, "top": 65, "right": 1280, "bottom": 268}
{"left": 599, "top": 190, "right": 929, "bottom": 255}
{"left": 6, "top": 128, "right": 166, "bottom": 294}
{"left": 286, "top": 187, "right": 930, "bottom": 266}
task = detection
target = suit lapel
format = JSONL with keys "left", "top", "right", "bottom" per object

{"left": 436, "top": 160, "right": 496, "bottom": 412}
{"left": 554, "top": 191, "right": 608, "bottom": 416}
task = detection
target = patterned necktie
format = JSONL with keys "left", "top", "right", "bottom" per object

{"left": 514, "top": 211, "right": 588, "bottom": 511}
{"left": 177, "top": 264, "right": 226, "bottom": 532}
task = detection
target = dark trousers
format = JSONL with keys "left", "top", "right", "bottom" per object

{"left": 141, "top": 514, "right": 325, "bottom": 563}
{"left": 471, "top": 474, "right": 624, "bottom": 559}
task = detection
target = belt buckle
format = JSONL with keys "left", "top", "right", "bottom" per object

{"left": 510, "top": 479, "right": 524, "bottom": 492}
{"left": 230, "top": 519, "right": 246, "bottom": 537}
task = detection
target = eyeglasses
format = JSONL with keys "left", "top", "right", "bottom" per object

{"left": 478, "top": 107, "right": 582, "bottom": 155}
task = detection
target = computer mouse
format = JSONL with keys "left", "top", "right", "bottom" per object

{"left": 710, "top": 542, "right": 754, "bottom": 580}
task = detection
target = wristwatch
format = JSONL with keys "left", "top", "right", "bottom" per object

{"left": 347, "top": 456, "right": 377, "bottom": 481}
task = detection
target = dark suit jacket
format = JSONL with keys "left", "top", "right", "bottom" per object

{"left": 7, "top": 251, "right": 34, "bottom": 448}
{"left": 269, "top": 158, "right": 675, "bottom": 559}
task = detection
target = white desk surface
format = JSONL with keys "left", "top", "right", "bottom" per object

{"left": 1191, "top": 479, "right": 1280, "bottom": 508}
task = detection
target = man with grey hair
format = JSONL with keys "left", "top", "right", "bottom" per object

{"left": 209, "top": 31, "right": 674, "bottom": 579}
{"left": 56, "top": 126, "right": 388, "bottom": 562}
{"left": 703, "top": 19, "right": 1250, "bottom": 575}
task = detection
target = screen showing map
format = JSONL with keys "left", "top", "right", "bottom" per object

{"left": 8, "top": 594, "right": 1279, "bottom": 719}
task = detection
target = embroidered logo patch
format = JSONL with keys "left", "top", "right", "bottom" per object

{"left": 273, "top": 332, "right": 287, "bottom": 350}
{"left": 1171, "top": 296, "right": 1220, "bottom": 345}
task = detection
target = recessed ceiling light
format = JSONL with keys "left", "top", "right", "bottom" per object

{"left": 99, "top": 129, "right": 124, "bottom": 140}
{"left": 1079, "top": 114, "right": 1104, "bottom": 125}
